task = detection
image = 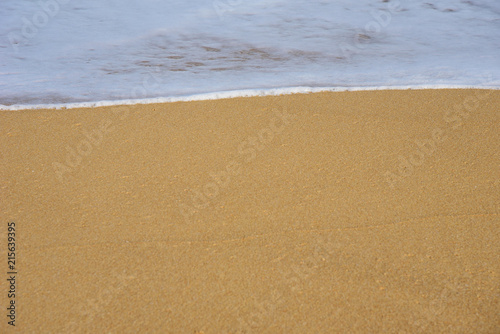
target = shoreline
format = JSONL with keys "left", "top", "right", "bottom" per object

{"left": 1, "top": 84, "right": 499, "bottom": 110}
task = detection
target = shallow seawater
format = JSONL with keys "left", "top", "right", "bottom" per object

{"left": 1, "top": 0, "right": 499, "bottom": 106}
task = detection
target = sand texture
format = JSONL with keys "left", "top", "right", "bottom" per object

{"left": 1, "top": 89, "right": 499, "bottom": 333}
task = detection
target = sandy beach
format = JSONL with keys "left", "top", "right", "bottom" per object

{"left": 1, "top": 89, "right": 499, "bottom": 333}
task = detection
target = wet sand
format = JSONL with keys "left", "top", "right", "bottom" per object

{"left": 1, "top": 89, "right": 499, "bottom": 333}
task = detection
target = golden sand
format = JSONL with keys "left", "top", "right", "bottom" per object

{"left": 1, "top": 89, "right": 499, "bottom": 333}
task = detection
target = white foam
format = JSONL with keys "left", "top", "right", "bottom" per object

{"left": 1, "top": 85, "right": 498, "bottom": 111}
